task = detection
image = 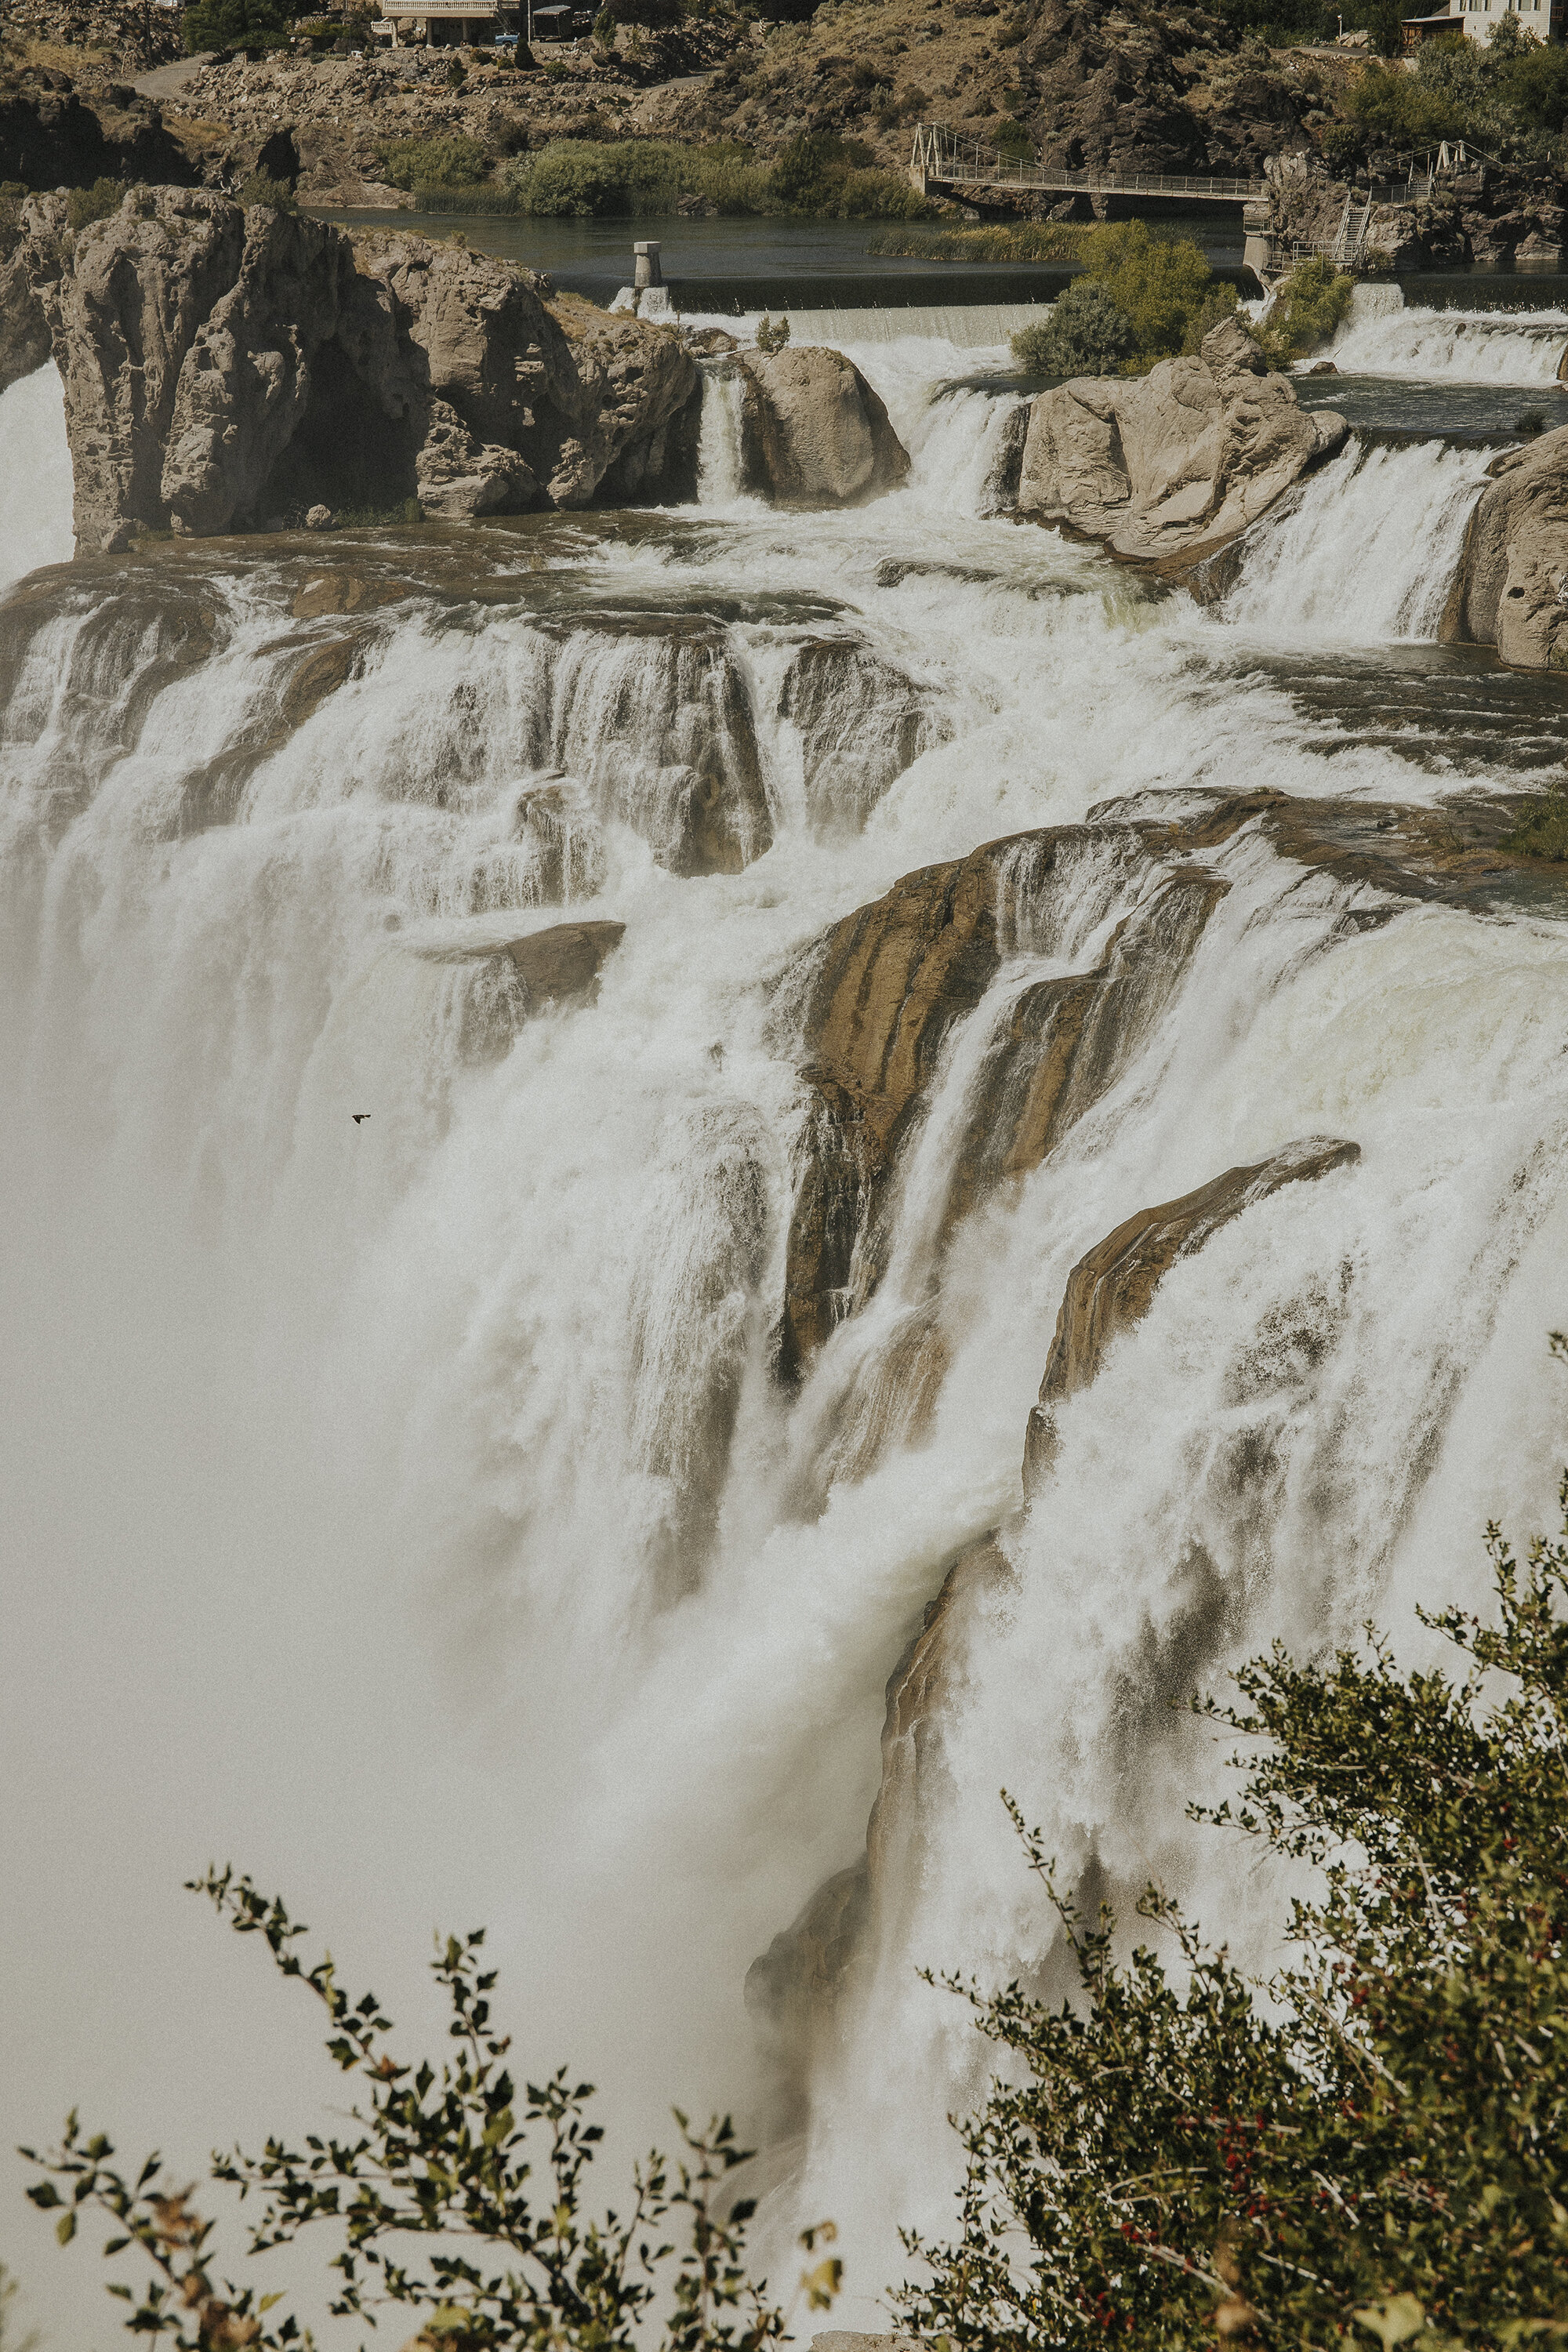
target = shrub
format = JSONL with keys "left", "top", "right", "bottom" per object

{"left": 1519, "top": 406, "right": 1549, "bottom": 436}
{"left": 237, "top": 168, "right": 297, "bottom": 210}
{"left": 992, "top": 114, "right": 1033, "bottom": 158}
{"left": 23, "top": 1868, "right": 842, "bottom": 2352}
{"left": 1257, "top": 254, "right": 1355, "bottom": 365}
{"left": 379, "top": 132, "right": 493, "bottom": 191}
{"left": 1012, "top": 278, "right": 1137, "bottom": 376}
{"left": 181, "top": 0, "right": 289, "bottom": 53}
{"left": 755, "top": 310, "right": 789, "bottom": 351}
{"left": 896, "top": 1410, "right": 1568, "bottom": 2350}
{"left": 1075, "top": 220, "right": 1225, "bottom": 366}
{"left": 65, "top": 176, "right": 123, "bottom": 231}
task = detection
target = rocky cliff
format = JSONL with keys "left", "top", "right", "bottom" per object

{"left": 1016, "top": 313, "right": 1348, "bottom": 571}
{"left": 1441, "top": 425, "right": 1568, "bottom": 673}
{"left": 12, "top": 187, "right": 702, "bottom": 549}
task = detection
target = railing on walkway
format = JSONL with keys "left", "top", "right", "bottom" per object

{"left": 908, "top": 123, "right": 1267, "bottom": 202}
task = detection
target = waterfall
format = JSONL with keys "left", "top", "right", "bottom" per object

{"left": 5, "top": 305, "right": 1568, "bottom": 2352}
{"left": 696, "top": 363, "right": 750, "bottom": 508}
{"left": 1327, "top": 296, "right": 1568, "bottom": 383}
{"left": 1223, "top": 437, "right": 1491, "bottom": 642}
{"left": 0, "top": 364, "right": 74, "bottom": 588}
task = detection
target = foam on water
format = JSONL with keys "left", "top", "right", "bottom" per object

{"left": 1224, "top": 436, "right": 1493, "bottom": 643}
{"left": 1329, "top": 292, "right": 1568, "bottom": 383}
{"left": 5, "top": 308, "right": 1568, "bottom": 2345}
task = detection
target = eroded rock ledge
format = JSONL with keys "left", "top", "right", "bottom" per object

{"left": 1442, "top": 424, "right": 1568, "bottom": 673}
{"left": 13, "top": 186, "right": 703, "bottom": 552}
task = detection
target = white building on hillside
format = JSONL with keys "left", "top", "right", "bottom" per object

{"left": 1403, "top": 0, "right": 1560, "bottom": 46}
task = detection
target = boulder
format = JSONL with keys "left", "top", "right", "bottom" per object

{"left": 1022, "top": 1135, "right": 1361, "bottom": 1497}
{"left": 1017, "top": 314, "right": 1348, "bottom": 571}
{"left": 16, "top": 191, "right": 703, "bottom": 550}
{"left": 737, "top": 345, "right": 909, "bottom": 508}
{"left": 1440, "top": 424, "right": 1568, "bottom": 672}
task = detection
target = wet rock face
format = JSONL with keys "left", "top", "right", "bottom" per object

{"left": 778, "top": 833, "right": 1048, "bottom": 1381}
{"left": 1442, "top": 427, "right": 1568, "bottom": 673}
{"left": 554, "top": 616, "right": 775, "bottom": 877}
{"left": 13, "top": 191, "right": 702, "bottom": 549}
{"left": 779, "top": 638, "right": 946, "bottom": 833}
{"left": 503, "top": 918, "right": 626, "bottom": 1009}
{"left": 1022, "top": 1136, "right": 1362, "bottom": 1496}
{"left": 1020, "top": 315, "right": 1348, "bottom": 572}
{"left": 737, "top": 346, "right": 909, "bottom": 509}
{"left": 777, "top": 830, "right": 1226, "bottom": 1384}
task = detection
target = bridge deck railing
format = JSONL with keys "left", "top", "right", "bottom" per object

{"left": 909, "top": 125, "right": 1266, "bottom": 201}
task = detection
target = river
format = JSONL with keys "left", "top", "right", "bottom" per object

{"left": 2, "top": 291, "right": 1567, "bottom": 2341}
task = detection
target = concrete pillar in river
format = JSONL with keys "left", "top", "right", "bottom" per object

{"left": 1243, "top": 199, "right": 1276, "bottom": 281}
{"left": 633, "top": 240, "right": 663, "bottom": 290}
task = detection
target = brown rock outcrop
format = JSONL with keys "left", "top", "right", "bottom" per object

{"left": 778, "top": 829, "right": 1226, "bottom": 1384}
{"left": 1440, "top": 425, "right": 1568, "bottom": 673}
{"left": 738, "top": 346, "right": 909, "bottom": 509}
{"left": 504, "top": 918, "right": 626, "bottom": 1009}
{"left": 1022, "top": 1135, "right": 1361, "bottom": 1497}
{"left": 16, "top": 188, "right": 702, "bottom": 551}
{"left": 1018, "top": 314, "right": 1347, "bottom": 571}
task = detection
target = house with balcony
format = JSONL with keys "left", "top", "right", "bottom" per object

{"left": 376, "top": 0, "right": 521, "bottom": 42}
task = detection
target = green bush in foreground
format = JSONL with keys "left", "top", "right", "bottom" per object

{"left": 1011, "top": 221, "right": 1238, "bottom": 376}
{"left": 1012, "top": 276, "right": 1138, "bottom": 376}
{"left": 237, "top": 169, "right": 296, "bottom": 212}
{"left": 23, "top": 1869, "right": 840, "bottom": 2352}
{"left": 25, "top": 1381, "right": 1568, "bottom": 2350}
{"left": 895, "top": 1384, "right": 1568, "bottom": 2350}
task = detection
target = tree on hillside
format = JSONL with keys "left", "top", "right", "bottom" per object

{"left": 182, "top": 0, "right": 291, "bottom": 56}
{"left": 895, "top": 1348, "right": 1568, "bottom": 2352}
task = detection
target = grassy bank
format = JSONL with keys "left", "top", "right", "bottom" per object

{"left": 379, "top": 132, "right": 932, "bottom": 221}
{"left": 866, "top": 220, "right": 1086, "bottom": 263}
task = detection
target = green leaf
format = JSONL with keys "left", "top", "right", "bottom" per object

{"left": 56, "top": 2209, "right": 77, "bottom": 2245}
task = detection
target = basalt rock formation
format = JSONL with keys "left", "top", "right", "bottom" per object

{"left": 776, "top": 826, "right": 1227, "bottom": 1383}
{"left": 12, "top": 187, "right": 702, "bottom": 551}
{"left": 1022, "top": 1137, "right": 1363, "bottom": 1497}
{"left": 0, "top": 76, "right": 197, "bottom": 196}
{"left": 737, "top": 347, "right": 909, "bottom": 510}
{"left": 1440, "top": 426, "right": 1568, "bottom": 673}
{"left": 1017, "top": 314, "right": 1347, "bottom": 571}
{"left": 504, "top": 919, "right": 626, "bottom": 1010}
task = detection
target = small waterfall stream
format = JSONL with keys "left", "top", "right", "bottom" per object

{"left": 4, "top": 319, "right": 1568, "bottom": 2344}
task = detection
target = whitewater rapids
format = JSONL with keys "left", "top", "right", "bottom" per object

{"left": 3, "top": 329, "right": 1568, "bottom": 2342}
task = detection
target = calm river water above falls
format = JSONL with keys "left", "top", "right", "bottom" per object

{"left": 3, "top": 299, "right": 1568, "bottom": 2338}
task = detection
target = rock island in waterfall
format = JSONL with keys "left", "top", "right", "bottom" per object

{"left": 5, "top": 0, "right": 1568, "bottom": 2343}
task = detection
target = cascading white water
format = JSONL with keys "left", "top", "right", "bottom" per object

{"left": 0, "top": 365, "right": 74, "bottom": 588}
{"left": 5, "top": 314, "right": 1568, "bottom": 2351}
{"left": 696, "top": 365, "right": 750, "bottom": 507}
{"left": 1329, "top": 297, "right": 1568, "bottom": 383}
{"left": 1224, "top": 436, "right": 1492, "bottom": 641}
